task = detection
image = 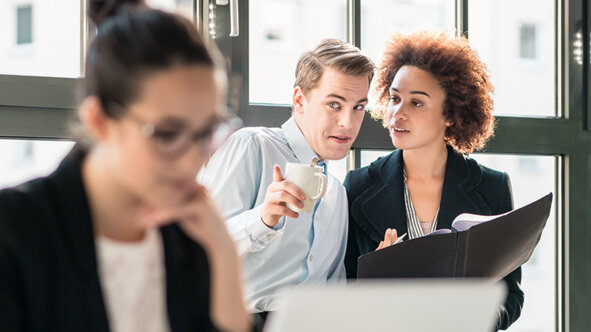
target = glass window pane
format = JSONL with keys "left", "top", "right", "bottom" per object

{"left": 471, "top": 153, "right": 556, "bottom": 332}
{"left": 360, "top": 0, "right": 455, "bottom": 68}
{"left": 146, "top": 0, "right": 194, "bottom": 20}
{"left": 469, "top": 0, "right": 556, "bottom": 117}
{"left": 249, "top": 0, "right": 347, "bottom": 105}
{"left": 360, "top": 149, "right": 392, "bottom": 168}
{"left": 0, "top": 1, "right": 81, "bottom": 77}
{"left": 17, "top": 5, "right": 33, "bottom": 45}
{"left": 0, "top": 140, "right": 74, "bottom": 189}
{"left": 519, "top": 24, "right": 537, "bottom": 59}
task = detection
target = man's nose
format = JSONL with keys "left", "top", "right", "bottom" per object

{"left": 338, "top": 110, "right": 354, "bottom": 128}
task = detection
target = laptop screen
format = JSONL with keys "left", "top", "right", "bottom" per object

{"left": 264, "top": 279, "right": 506, "bottom": 332}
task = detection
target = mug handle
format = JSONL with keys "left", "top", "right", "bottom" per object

{"left": 311, "top": 173, "right": 327, "bottom": 200}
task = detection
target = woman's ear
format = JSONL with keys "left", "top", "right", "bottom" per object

{"left": 292, "top": 86, "right": 306, "bottom": 115}
{"left": 79, "top": 96, "right": 112, "bottom": 142}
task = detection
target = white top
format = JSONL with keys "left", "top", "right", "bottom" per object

{"left": 420, "top": 221, "right": 434, "bottom": 235}
{"left": 96, "top": 227, "right": 170, "bottom": 332}
{"left": 402, "top": 171, "right": 438, "bottom": 239}
{"left": 199, "top": 117, "right": 348, "bottom": 312}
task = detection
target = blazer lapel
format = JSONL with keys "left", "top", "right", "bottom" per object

{"left": 352, "top": 147, "right": 494, "bottom": 239}
{"left": 350, "top": 150, "right": 408, "bottom": 243}
{"left": 162, "top": 225, "right": 192, "bottom": 331}
{"left": 162, "top": 224, "right": 211, "bottom": 332}
{"left": 437, "top": 147, "right": 491, "bottom": 229}
{"left": 51, "top": 146, "right": 110, "bottom": 332}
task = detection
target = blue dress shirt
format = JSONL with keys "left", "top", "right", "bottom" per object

{"left": 199, "top": 117, "right": 348, "bottom": 312}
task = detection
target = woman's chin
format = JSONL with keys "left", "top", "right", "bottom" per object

{"left": 391, "top": 137, "right": 405, "bottom": 149}
{"left": 142, "top": 191, "right": 186, "bottom": 211}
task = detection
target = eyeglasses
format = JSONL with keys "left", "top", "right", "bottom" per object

{"left": 125, "top": 108, "right": 242, "bottom": 159}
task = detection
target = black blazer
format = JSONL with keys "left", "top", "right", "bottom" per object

{"left": 0, "top": 147, "right": 216, "bottom": 332}
{"left": 344, "top": 146, "right": 524, "bottom": 331}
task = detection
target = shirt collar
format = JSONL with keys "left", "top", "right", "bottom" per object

{"left": 281, "top": 116, "right": 321, "bottom": 165}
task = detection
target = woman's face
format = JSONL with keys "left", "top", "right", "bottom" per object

{"left": 385, "top": 65, "right": 449, "bottom": 152}
{"left": 103, "top": 65, "right": 222, "bottom": 208}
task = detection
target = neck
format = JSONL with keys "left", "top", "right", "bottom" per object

{"left": 293, "top": 115, "right": 323, "bottom": 160}
{"left": 82, "top": 147, "right": 147, "bottom": 242}
{"left": 402, "top": 143, "right": 448, "bottom": 180}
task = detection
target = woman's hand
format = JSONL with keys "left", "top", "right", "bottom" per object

{"left": 138, "top": 183, "right": 235, "bottom": 253}
{"left": 138, "top": 183, "right": 250, "bottom": 332}
{"left": 375, "top": 228, "right": 400, "bottom": 251}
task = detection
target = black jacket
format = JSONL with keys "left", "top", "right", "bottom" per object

{"left": 0, "top": 147, "right": 216, "bottom": 332}
{"left": 344, "top": 146, "right": 524, "bottom": 330}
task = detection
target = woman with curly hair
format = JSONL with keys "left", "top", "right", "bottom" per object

{"left": 344, "top": 30, "right": 523, "bottom": 330}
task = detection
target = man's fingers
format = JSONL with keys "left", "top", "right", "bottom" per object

{"left": 269, "top": 191, "right": 304, "bottom": 210}
{"left": 262, "top": 202, "right": 299, "bottom": 227}
{"left": 269, "top": 166, "right": 306, "bottom": 201}
{"left": 268, "top": 204, "right": 299, "bottom": 219}
{"left": 281, "top": 180, "right": 306, "bottom": 201}
{"left": 268, "top": 180, "right": 306, "bottom": 202}
{"left": 272, "top": 164, "right": 284, "bottom": 183}
{"left": 267, "top": 193, "right": 301, "bottom": 218}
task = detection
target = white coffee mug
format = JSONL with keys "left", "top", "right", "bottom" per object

{"left": 284, "top": 162, "right": 328, "bottom": 213}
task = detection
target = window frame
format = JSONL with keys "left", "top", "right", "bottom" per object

{"left": 0, "top": 0, "right": 90, "bottom": 140}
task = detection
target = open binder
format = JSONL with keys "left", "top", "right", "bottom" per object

{"left": 357, "top": 193, "right": 553, "bottom": 280}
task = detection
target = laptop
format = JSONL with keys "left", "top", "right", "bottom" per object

{"left": 264, "top": 279, "right": 506, "bottom": 332}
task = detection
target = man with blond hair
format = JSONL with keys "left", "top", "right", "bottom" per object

{"left": 199, "top": 38, "right": 374, "bottom": 328}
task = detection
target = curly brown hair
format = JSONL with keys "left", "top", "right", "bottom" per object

{"left": 371, "top": 30, "right": 495, "bottom": 153}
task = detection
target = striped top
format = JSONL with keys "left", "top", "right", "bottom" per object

{"left": 403, "top": 171, "right": 439, "bottom": 239}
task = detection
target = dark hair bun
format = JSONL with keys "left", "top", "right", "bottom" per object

{"left": 88, "top": 0, "right": 146, "bottom": 27}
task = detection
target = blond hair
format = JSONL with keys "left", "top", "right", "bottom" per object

{"left": 294, "top": 39, "right": 375, "bottom": 94}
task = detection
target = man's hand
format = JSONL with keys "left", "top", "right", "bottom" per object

{"left": 260, "top": 164, "right": 306, "bottom": 228}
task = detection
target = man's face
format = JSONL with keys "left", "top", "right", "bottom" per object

{"left": 293, "top": 67, "right": 369, "bottom": 160}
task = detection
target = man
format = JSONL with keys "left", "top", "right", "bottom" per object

{"left": 199, "top": 38, "right": 374, "bottom": 326}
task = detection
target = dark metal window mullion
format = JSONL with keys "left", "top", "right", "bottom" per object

{"left": 456, "top": 0, "right": 469, "bottom": 38}
{"left": 347, "top": 0, "right": 361, "bottom": 48}
{"left": 585, "top": 0, "right": 591, "bottom": 130}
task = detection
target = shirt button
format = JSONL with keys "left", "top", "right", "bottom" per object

{"left": 309, "top": 255, "right": 313, "bottom": 262}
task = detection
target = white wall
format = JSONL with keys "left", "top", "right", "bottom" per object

{"left": 0, "top": 0, "right": 80, "bottom": 77}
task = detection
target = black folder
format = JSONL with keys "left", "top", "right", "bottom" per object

{"left": 357, "top": 193, "right": 553, "bottom": 280}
